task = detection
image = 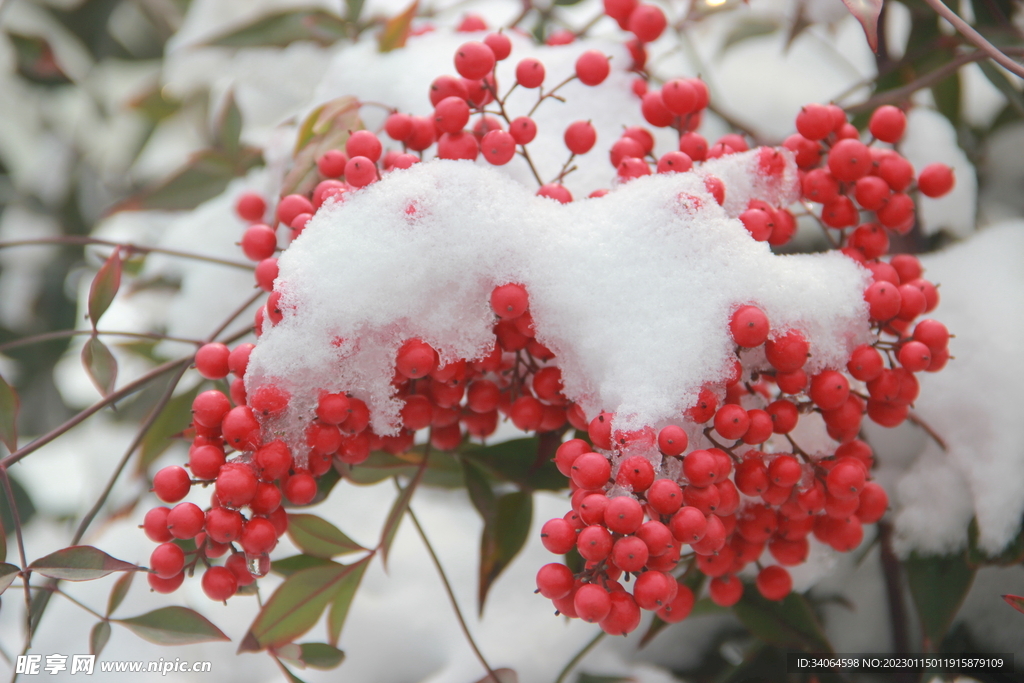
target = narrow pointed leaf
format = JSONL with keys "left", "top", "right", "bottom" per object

{"left": 379, "top": 472, "right": 422, "bottom": 570}
{"left": 326, "top": 556, "right": 370, "bottom": 646}
{"left": 241, "top": 562, "right": 355, "bottom": 651}
{"left": 732, "top": 590, "right": 833, "bottom": 653}
{"left": 90, "top": 621, "right": 111, "bottom": 656}
{"left": 81, "top": 336, "right": 118, "bottom": 397}
{"left": 271, "top": 554, "right": 336, "bottom": 576}
{"left": 461, "top": 458, "right": 496, "bottom": 524}
{"left": 378, "top": 0, "right": 417, "bottom": 52}
{"left": 204, "top": 10, "right": 348, "bottom": 48}
{"left": 906, "top": 551, "right": 975, "bottom": 649}
{"left": 214, "top": 91, "right": 243, "bottom": 158}
{"left": 0, "top": 372, "right": 20, "bottom": 453}
{"left": 978, "top": 60, "right": 1024, "bottom": 117}
{"left": 138, "top": 384, "right": 201, "bottom": 473}
{"left": 298, "top": 642, "right": 346, "bottom": 670}
{"left": 478, "top": 490, "right": 532, "bottom": 615}
{"left": 285, "top": 97, "right": 361, "bottom": 197}
{"left": 28, "top": 546, "right": 136, "bottom": 581}
{"left": 346, "top": 0, "right": 365, "bottom": 22}
{"left": 1002, "top": 594, "right": 1024, "bottom": 615}
{"left": 106, "top": 570, "right": 135, "bottom": 616}
{"left": 287, "top": 514, "right": 366, "bottom": 558}
{"left": 0, "top": 563, "right": 20, "bottom": 594}
{"left": 839, "top": 0, "right": 882, "bottom": 51}
{"left": 88, "top": 248, "right": 121, "bottom": 329}
{"left": 116, "top": 606, "right": 229, "bottom": 645}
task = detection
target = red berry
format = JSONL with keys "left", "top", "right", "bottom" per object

{"left": 434, "top": 96, "right": 470, "bottom": 134}
{"left": 657, "top": 584, "right": 694, "bottom": 623}
{"left": 898, "top": 340, "right": 932, "bottom": 372}
{"left": 765, "top": 330, "right": 809, "bottom": 372}
{"left": 918, "top": 163, "right": 955, "bottom": 197}
{"left": 679, "top": 132, "right": 708, "bottom": 161}
{"left": 455, "top": 41, "right": 495, "bottom": 81}
{"left": 276, "top": 194, "right": 313, "bottom": 226}
{"left": 153, "top": 466, "right": 191, "bottom": 503}
{"left": 483, "top": 32, "right": 511, "bottom": 60}
{"left": 577, "top": 525, "right": 613, "bottom": 561}
{"left": 640, "top": 91, "right": 673, "bottom": 127}
{"left": 571, "top": 453, "right": 611, "bottom": 490}
{"left": 515, "top": 58, "right": 544, "bottom": 88}
{"left": 868, "top": 105, "right": 906, "bottom": 143}
{"left": 574, "top": 584, "right": 612, "bottom": 623}
{"left": 317, "top": 149, "right": 347, "bottom": 178}
{"left": 564, "top": 121, "right": 597, "bottom": 155}
{"left": 205, "top": 507, "right": 243, "bottom": 543}
{"left": 795, "top": 103, "right": 833, "bottom": 140}
{"left": 148, "top": 571, "right": 184, "bottom": 594}
{"left": 249, "top": 383, "right": 289, "bottom": 417}
{"left": 809, "top": 370, "right": 850, "bottom": 410}
{"left": 150, "top": 542, "right": 185, "bottom": 579}
{"left": 166, "top": 502, "right": 204, "bottom": 539}
{"left": 828, "top": 139, "right": 873, "bottom": 182}
{"left": 195, "top": 343, "right": 230, "bottom": 380}
{"left": 201, "top": 566, "right": 238, "bottom": 601}
{"left": 611, "top": 535, "right": 648, "bottom": 572}
{"left": 603, "top": 496, "right": 644, "bottom": 534}
{"left": 647, "top": 479, "right": 683, "bottom": 515}
{"left": 284, "top": 472, "right": 317, "bottom": 505}
{"left": 709, "top": 575, "right": 743, "bottom": 606}
{"left": 633, "top": 570, "right": 677, "bottom": 610}
{"left": 657, "top": 425, "right": 688, "bottom": 456}
{"left": 662, "top": 79, "right": 698, "bottom": 115}
{"left": 576, "top": 51, "right": 610, "bottom": 86}
{"left": 536, "top": 563, "right": 575, "bottom": 599}
{"left": 628, "top": 4, "right": 666, "bottom": 42}
{"left": 509, "top": 117, "right": 537, "bottom": 145}
{"left": 481, "top": 130, "right": 516, "bottom": 165}
{"left": 541, "top": 518, "right": 577, "bottom": 554}
{"left": 536, "top": 184, "right": 572, "bottom": 203}
{"left": 657, "top": 151, "right": 693, "bottom": 174}
{"left": 756, "top": 565, "right": 792, "bottom": 601}
{"left": 216, "top": 463, "right": 258, "bottom": 508}
{"left": 236, "top": 192, "right": 266, "bottom": 222}
{"left": 241, "top": 517, "right": 277, "bottom": 555}
{"left": 729, "top": 305, "right": 769, "bottom": 347}
{"left": 670, "top": 506, "right": 707, "bottom": 543}
{"left": 396, "top": 339, "right": 437, "bottom": 379}
{"left": 222, "top": 406, "right": 260, "bottom": 451}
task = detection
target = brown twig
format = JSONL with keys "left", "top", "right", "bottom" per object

{"left": 918, "top": 0, "right": 1024, "bottom": 79}
{"left": 0, "top": 329, "right": 204, "bottom": 354}
{"left": 0, "top": 236, "right": 253, "bottom": 271}
{"left": 906, "top": 410, "right": 948, "bottom": 451}
{"left": 0, "top": 468, "right": 32, "bottom": 637}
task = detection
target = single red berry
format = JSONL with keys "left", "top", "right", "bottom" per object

{"left": 628, "top": 4, "right": 666, "bottom": 42}
{"left": 604, "top": 496, "right": 644, "bottom": 534}
{"left": 809, "top": 370, "right": 850, "bottom": 410}
{"left": 536, "top": 184, "right": 572, "bottom": 203}
{"left": 657, "top": 584, "right": 695, "bottom": 623}
{"left": 249, "top": 383, "right": 289, "bottom": 417}
{"left": 166, "top": 502, "right": 204, "bottom": 539}
{"left": 795, "top": 103, "right": 833, "bottom": 141}
{"left": 515, "top": 58, "right": 544, "bottom": 88}
{"left": 385, "top": 113, "right": 414, "bottom": 141}
{"left": 143, "top": 507, "right": 173, "bottom": 542}
{"left": 615, "top": 455, "right": 655, "bottom": 492}
{"left": 577, "top": 525, "right": 613, "bottom": 562}
{"left": 216, "top": 463, "right": 258, "bottom": 508}
{"left": 657, "top": 425, "right": 688, "bottom": 456}
{"left": 647, "top": 478, "right": 683, "bottom": 515}
{"left": 316, "top": 393, "right": 351, "bottom": 425}
{"left": 150, "top": 542, "right": 185, "bottom": 579}
{"left": 765, "top": 330, "right": 809, "bottom": 372}
{"left": 434, "top": 96, "right": 471, "bottom": 134}
{"left": 756, "top": 565, "right": 792, "bottom": 601}
{"left": 201, "top": 566, "right": 238, "bottom": 601}
{"left": 284, "top": 472, "right": 317, "bottom": 505}
{"left": 918, "top": 163, "right": 955, "bottom": 197}
{"left": 709, "top": 575, "right": 743, "bottom": 606}
{"left": 240, "top": 224, "right": 277, "bottom": 262}
{"left": 765, "top": 399, "right": 798, "bottom": 434}
{"left": 481, "top": 130, "right": 516, "bottom": 165}
{"left": 574, "top": 584, "right": 612, "bottom": 623}
{"left": 571, "top": 453, "right": 611, "bottom": 490}
{"left": 241, "top": 517, "right": 277, "bottom": 555}
{"left": 255, "top": 440, "right": 292, "bottom": 481}
{"left": 429, "top": 76, "right": 469, "bottom": 107}
{"left": 564, "top": 121, "right": 597, "bottom": 155}
{"left": 317, "top": 149, "right": 347, "bottom": 178}
{"left": 153, "top": 466, "right": 191, "bottom": 503}
{"left": 729, "top": 305, "right": 770, "bottom": 347}
{"left": 509, "top": 116, "right": 537, "bottom": 145}
{"left": 575, "top": 50, "right": 610, "bottom": 85}
{"left": 536, "top": 563, "right": 575, "bottom": 599}
{"left": 868, "top": 105, "right": 906, "bottom": 143}
{"left": 828, "top": 139, "right": 873, "bottom": 182}
{"left": 275, "top": 194, "right": 313, "bottom": 226}
{"left": 205, "top": 507, "right": 243, "bottom": 543}
{"left": 483, "top": 32, "right": 511, "bottom": 60}
{"left": 454, "top": 41, "right": 495, "bottom": 80}
{"left": 222, "top": 406, "right": 261, "bottom": 451}
{"left": 396, "top": 339, "right": 437, "bottom": 379}
{"left": 640, "top": 90, "right": 673, "bottom": 127}
{"left": 195, "top": 343, "right": 230, "bottom": 380}
{"left": 236, "top": 192, "right": 266, "bottom": 222}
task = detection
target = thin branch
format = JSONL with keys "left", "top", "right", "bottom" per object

{"left": 0, "top": 329, "right": 204, "bottom": 354}
{"left": 906, "top": 411, "right": 948, "bottom": 451}
{"left": 845, "top": 50, "right": 987, "bottom": 114}
{"left": 27, "top": 585, "right": 106, "bottom": 621}
{"left": 0, "top": 468, "right": 32, "bottom": 637}
{"left": 919, "top": 0, "right": 1024, "bottom": 79}
{"left": 0, "top": 236, "right": 253, "bottom": 271}
{"left": 553, "top": 630, "right": 605, "bottom": 683}
{"left": 407, "top": 505, "right": 500, "bottom": 682}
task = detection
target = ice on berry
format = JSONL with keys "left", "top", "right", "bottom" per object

{"left": 246, "top": 150, "right": 872, "bottom": 441}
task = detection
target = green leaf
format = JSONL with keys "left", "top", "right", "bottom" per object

{"left": 839, "top": 0, "right": 883, "bottom": 51}
{"left": 116, "top": 606, "right": 230, "bottom": 645}
{"left": 0, "top": 474, "right": 34, "bottom": 537}
{"left": 88, "top": 247, "right": 121, "bottom": 329}
{"left": 28, "top": 546, "right": 136, "bottom": 581}
{"left": 378, "top": 0, "right": 417, "bottom": 52}
{"left": 271, "top": 554, "right": 337, "bottom": 577}
{"left": 214, "top": 91, "right": 243, "bottom": 158}
{"left": 462, "top": 437, "right": 566, "bottom": 492}
{"left": 905, "top": 551, "right": 975, "bottom": 650}
{"left": 138, "top": 384, "right": 200, "bottom": 473}
{"left": 288, "top": 514, "right": 367, "bottom": 558}
{"left": 204, "top": 9, "right": 348, "bottom": 48}
{"left": 113, "top": 148, "right": 263, "bottom": 212}
{"left": 81, "top": 336, "right": 118, "bottom": 397}
{"left": 90, "top": 620, "right": 111, "bottom": 656}
{"left": 931, "top": 70, "right": 962, "bottom": 129}
{"left": 461, "top": 457, "right": 496, "bottom": 524}
{"left": 1002, "top": 594, "right": 1024, "bottom": 615}
{"left": 106, "top": 570, "right": 135, "bottom": 616}
{"left": 0, "top": 372, "right": 19, "bottom": 453}
{"left": 326, "top": 556, "right": 369, "bottom": 646}
{"left": 732, "top": 590, "right": 833, "bottom": 653}
{"left": 379, "top": 473, "right": 421, "bottom": 570}
{"left": 240, "top": 562, "right": 358, "bottom": 651}
{"left": 977, "top": 60, "right": 1024, "bottom": 117}
{"left": 967, "top": 516, "right": 1024, "bottom": 567}
{"left": 478, "top": 490, "right": 532, "bottom": 615}
{"left": 0, "top": 563, "right": 20, "bottom": 594}
{"left": 345, "top": 0, "right": 365, "bottom": 22}
{"left": 720, "top": 18, "right": 778, "bottom": 54}
{"left": 298, "top": 642, "right": 346, "bottom": 670}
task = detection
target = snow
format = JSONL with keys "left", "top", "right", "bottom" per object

{"left": 247, "top": 151, "right": 871, "bottom": 443}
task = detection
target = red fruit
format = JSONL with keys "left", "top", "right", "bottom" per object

{"left": 913, "top": 319, "right": 949, "bottom": 352}
{"left": 869, "top": 105, "right": 906, "bottom": 143}
{"left": 826, "top": 458, "right": 867, "bottom": 499}
{"left": 515, "top": 58, "right": 544, "bottom": 88}
{"left": 150, "top": 542, "right": 185, "bottom": 579}
{"left": 647, "top": 478, "right": 684, "bottom": 515}
{"left": 683, "top": 449, "right": 717, "bottom": 487}
{"left": 205, "top": 507, "right": 243, "bottom": 544}
{"left": 480, "top": 130, "right": 516, "bottom": 165}
{"left": 276, "top": 194, "right": 313, "bottom": 226}
{"left": 284, "top": 472, "right": 317, "bottom": 505}
{"left": 670, "top": 506, "right": 707, "bottom": 543}
{"left": 571, "top": 453, "right": 611, "bottom": 490}
{"left": 600, "top": 591, "right": 641, "bottom": 635}
{"left": 735, "top": 456, "right": 769, "bottom": 496}
{"left": 730, "top": 305, "right": 770, "bottom": 347}
{"left": 153, "top": 466, "right": 191, "bottom": 503}
{"left": 603, "top": 496, "right": 644, "bottom": 534}
{"left": 317, "top": 149, "right": 347, "bottom": 178}
{"left": 765, "top": 330, "right": 809, "bottom": 372}
{"left": 809, "top": 371, "right": 850, "bottom": 411}
{"left": 765, "top": 399, "right": 798, "bottom": 434}
{"left": 633, "top": 570, "right": 677, "bottom": 610}
{"left": 795, "top": 103, "right": 833, "bottom": 141}
{"left": 510, "top": 395, "right": 543, "bottom": 431}
{"left": 489, "top": 283, "right": 530, "bottom": 322}
{"left": 657, "top": 584, "right": 694, "bottom": 623}
{"left": 195, "top": 343, "right": 230, "bottom": 380}
{"left": 756, "top": 565, "right": 792, "bottom": 601}
{"left": 574, "top": 584, "right": 612, "bottom": 623}
{"left": 166, "top": 502, "right": 204, "bottom": 539}
{"left": 918, "top": 163, "right": 955, "bottom": 197}
{"left": 222, "top": 406, "right": 260, "bottom": 451}
{"left": 879, "top": 154, "right": 915, "bottom": 191}
{"left": 536, "top": 563, "right": 575, "bottom": 599}
{"left": 454, "top": 41, "right": 495, "bottom": 80}
{"left": 564, "top": 121, "right": 597, "bottom": 155}
{"left": 714, "top": 404, "right": 750, "bottom": 441}
{"left": 628, "top": 4, "right": 666, "bottom": 42}
{"left": 241, "top": 517, "right": 277, "bottom": 555}
{"left": 143, "top": 507, "right": 173, "bottom": 542}
{"left": 316, "top": 393, "right": 351, "bottom": 425}
{"left": 249, "top": 383, "right": 289, "bottom": 417}
{"left": 828, "top": 139, "right": 873, "bottom": 182}
{"left": 576, "top": 51, "right": 610, "bottom": 86}
{"left": 857, "top": 482, "right": 889, "bottom": 523}
{"left": 236, "top": 192, "right": 266, "bottom": 222}
{"left": 240, "top": 224, "right": 277, "bottom": 262}
{"left": 215, "top": 464, "right": 258, "bottom": 508}
{"left": 657, "top": 425, "right": 688, "bottom": 456}
{"left": 611, "top": 535, "right": 649, "bottom": 572}
{"left": 640, "top": 91, "right": 673, "bottom": 127}
{"left": 636, "top": 520, "right": 674, "bottom": 556}
{"left": 536, "top": 184, "right": 572, "bottom": 203}
{"left": 577, "top": 525, "right": 613, "bottom": 562}
{"left": 768, "top": 454, "right": 802, "bottom": 487}
{"left": 483, "top": 32, "right": 511, "bottom": 60}
{"left": 434, "top": 96, "right": 470, "bottom": 134}
{"left": 396, "top": 339, "right": 437, "bottom": 379}
{"left": 784, "top": 134, "right": 822, "bottom": 168}
{"left": 865, "top": 281, "right": 901, "bottom": 321}
{"left": 877, "top": 193, "right": 915, "bottom": 230}
{"left": 541, "top": 518, "right": 577, "bottom": 554}
{"left": 615, "top": 455, "right": 655, "bottom": 492}
{"left": 899, "top": 340, "right": 932, "bottom": 372}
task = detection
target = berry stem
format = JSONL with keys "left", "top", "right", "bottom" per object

{"left": 0, "top": 468, "right": 32, "bottom": 638}
{"left": 0, "top": 236, "right": 254, "bottom": 271}
{"left": 552, "top": 630, "right": 605, "bottom": 683}
{"left": 0, "top": 329, "right": 206, "bottom": 354}
{"left": 798, "top": 200, "right": 840, "bottom": 249}
{"left": 918, "top": 0, "right": 1024, "bottom": 79}
{"left": 906, "top": 411, "right": 948, "bottom": 451}
{"left": 26, "top": 584, "right": 108, "bottom": 622}
{"left": 406, "top": 502, "right": 501, "bottom": 682}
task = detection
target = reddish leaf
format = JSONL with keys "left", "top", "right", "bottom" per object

{"left": 240, "top": 561, "right": 359, "bottom": 651}
{"left": 0, "top": 372, "right": 19, "bottom": 453}
{"left": 478, "top": 491, "right": 532, "bottom": 615}
{"left": 90, "top": 621, "right": 111, "bottom": 656}
{"left": 1003, "top": 594, "right": 1024, "bottom": 615}
{"left": 28, "top": 546, "right": 136, "bottom": 581}
{"left": 378, "top": 0, "right": 417, "bottom": 53}
{"left": 0, "top": 563, "right": 20, "bottom": 595}
{"left": 326, "top": 556, "right": 370, "bottom": 645}
{"left": 839, "top": 0, "right": 883, "bottom": 52}
{"left": 115, "top": 606, "right": 229, "bottom": 645}
{"left": 81, "top": 336, "right": 118, "bottom": 397}
{"left": 106, "top": 570, "right": 135, "bottom": 616}
{"left": 88, "top": 248, "right": 121, "bottom": 329}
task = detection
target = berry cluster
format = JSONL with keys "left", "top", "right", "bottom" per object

{"left": 143, "top": 38, "right": 952, "bottom": 625}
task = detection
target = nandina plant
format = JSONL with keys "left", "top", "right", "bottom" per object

{"left": 0, "top": 0, "right": 1020, "bottom": 679}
